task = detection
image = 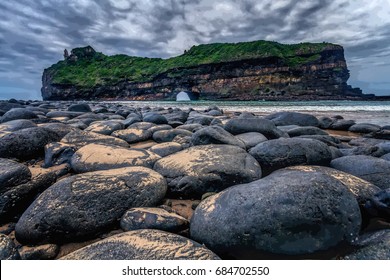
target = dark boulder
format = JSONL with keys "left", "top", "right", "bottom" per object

{"left": 224, "top": 117, "right": 288, "bottom": 139}
{"left": 71, "top": 143, "right": 160, "bottom": 173}
{"left": 381, "top": 153, "right": 390, "bottom": 161}
{"left": 84, "top": 120, "right": 124, "bottom": 135}
{"left": 0, "top": 108, "right": 38, "bottom": 123}
{"left": 349, "top": 123, "right": 381, "bottom": 134}
{"left": 61, "top": 130, "right": 129, "bottom": 148}
{"left": 61, "top": 230, "right": 220, "bottom": 260}
{"left": 190, "top": 167, "right": 361, "bottom": 259}
{"left": 143, "top": 113, "right": 168, "bottom": 124}
{"left": 15, "top": 167, "right": 167, "bottom": 244}
{"left": 191, "top": 126, "right": 246, "bottom": 149}
{"left": 318, "top": 116, "right": 334, "bottom": 129}
{"left": 19, "top": 244, "right": 59, "bottom": 260}
{"left": 0, "top": 234, "right": 20, "bottom": 260}
{"left": 120, "top": 207, "right": 188, "bottom": 233}
{"left": 0, "top": 119, "right": 37, "bottom": 133}
{"left": 44, "top": 142, "right": 76, "bottom": 167}
{"left": 67, "top": 103, "right": 92, "bottom": 112}
{"left": 364, "top": 188, "right": 390, "bottom": 220}
{"left": 149, "top": 142, "right": 183, "bottom": 157}
{"left": 342, "top": 230, "right": 390, "bottom": 260}
{"left": 153, "top": 144, "right": 262, "bottom": 198}
{"left": 331, "top": 155, "right": 390, "bottom": 189}
{"left": 40, "top": 123, "right": 80, "bottom": 139}
{"left": 235, "top": 132, "right": 268, "bottom": 150}
{"left": 249, "top": 138, "right": 332, "bottom": 175}
{"left": 0, "top": 158, "right": 31, "bottom": 191}
{"left": 265, "top": 112, "right": 319, "bottom": 127}
{"left": 287, "top": 126, "right": 328, "bottom": 137}
{"left": 153, "top": 129, "right": 192, "bottom": 143}
{"left": 111, "top": 128, "right": 152, "bottom": 144}
{"left": 329, "top": 120, "right": 356, "bottom": 130}
{"left": 0, "top": 127, "right": 61, "bottom": 159}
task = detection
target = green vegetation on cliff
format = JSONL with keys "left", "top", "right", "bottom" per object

{"left": 48, "top": 40, "right": 338, "bottom": 87}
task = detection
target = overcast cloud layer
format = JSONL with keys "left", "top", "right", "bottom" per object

{"left": 0, "top": 0, "right": 389, "bottom": 100}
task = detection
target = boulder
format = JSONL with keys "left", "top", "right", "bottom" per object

{"left": 381, "top": 153, "right": 390, "bottom": 161}
{"left": 0, "top": 119, "right": 37, "bottom": 133}
{"left": 122, "top": 115, "right": 142, "bottom": 127}
{"left": 0, "top": 158, "right": 31, "bottom": 191}
{"left": 67, "top": 103, "right": 92, "bottom": 112}
{"left": 191, "top": 126, "right": 246, "bottom": 149}
{"left": 0, "top": 127, "right": 61, "bottom": 159}
{"left": 342, "top": 230, "right": 390, "bottom": 260}
{"left": 190, "top": 167, "right": 361, "bottom": 258}
{"left": 149, "top": 142, "right": 183, "bottom": 157}
{"left": 19, "top": 244, "right": 59, "bottom": 260}
{"left": 0, "top": 234, "right": 20, "bottom": 260}
{"left": 112, "top": 128, "right": 152, "bottom": 144}
{"left": 153, "top": 144, "right": 262, "bottom": 198}
{"left": 329, "top": 120, "right": 356, "bottom": 130}
{"left": 40, "top": 123, "right": 80, "bottom": 139}
{"left": 249, "top": 138, "right": 332, "bottom": 175}
{"left": 287, "top": 126, "right": 328, "bottom": 137}
{"left": 235, "top": 132, "right": 268, "bottom": 150}
{"left": 265, "top": 112, "right": 319, "bottom": 127}
{"left": 120, "top": 207, "right": 188, "bottom": 232}
{"left": 71, "top": 143, "right": 161, "bottom": 173}
{"left": 46, "top": 111, "right": 84, "bottom": 119}
{"left": 143, "top": 113, "right": 168, "bottom": 124}
{"left": 153, "top": 129, "right": 192, "bottom": 143}
{"left": 297, "top": 135, "right": 341, "bottom": 147}
{"left": 0, "top": 108, "right": 38, "bottom": 123}
{"left": 364, "top": 188, "right": 390, "bottom": 220}
{"left": 84, "top": 120, "right": 124, "bottom": 135}
{"left": 61, "top": 130, "right": 129, "bottom": 149}
{"left": 164, "top": 111, "right": 189, "bottom": 123}
{"left": 176, "top": 124, "right": 204, "bottom": 132}
{"left": 61, "top": 230, "right": 220, "bottom": 260}
{"left": 318, "top": 116, "right": 334, "bottom": 129}
{"left": 349, "top": 123, "right": 381, "bottom": 134}
{"left": 15, "top": 167, "right": 167, "bottom": 244}
{"left": 224, "top": 117, "right": 288, "bottom": 139}
{"left": 331, "top": 155, "right": 390, "bottom": 189}
{"left": 44, "top": 142, "right": 76, "bottom": 167}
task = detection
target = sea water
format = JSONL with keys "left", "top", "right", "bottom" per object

{"left": 113, "top": 100, "right": 390, "bottom": 126}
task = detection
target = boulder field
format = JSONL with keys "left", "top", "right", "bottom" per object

{"left": 0, "top": 100, "right": 389, "bottom": 260}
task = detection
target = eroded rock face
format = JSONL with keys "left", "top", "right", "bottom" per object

{"left": 15, "top": 167, "right": 167, "bottom": 244}
{"left": 190, "top": 167, "right": 362, "bottom": 259}
{"left": 70, "top": 143, "right": 161, "bottom": 173}
{"left": 249, "top": 138, "right": 333, "bottom": 175}
{"left": 61, "top": 230, "right": 220, "bottom": 260}
{"left": 153, "top": 144, "right": 262, "bottom": 198}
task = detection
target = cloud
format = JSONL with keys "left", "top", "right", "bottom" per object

{"left": 0, "top": 0, "right": 389, "bottom": 100}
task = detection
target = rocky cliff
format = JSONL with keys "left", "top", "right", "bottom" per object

{"left": 41, "top": 41, "right": 365, "bottom": 101}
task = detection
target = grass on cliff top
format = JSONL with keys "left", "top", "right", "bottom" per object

{"left": 49, "top": 40, "right": 337, "bottom": 87}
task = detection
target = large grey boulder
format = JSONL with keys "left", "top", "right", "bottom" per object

{"left": 15, "top": 167, "right": 167, "bottom": 244}
{"left": 0, "top": 127, "right": 60, "bottom": 159}
{"left": 331, "top": 155, "right": 390, "bottom": 189}
{"left": 235, "top": 132, "right": 268, "bottom": 150}
{"left": 265, "top": 112, "right": 320, "bottom": 127}
{"left": 71, "top": 143, "right": 160, "bottom": 173}
{"left": 249, "top": 138, "right": 332, "bottom": 175}
{"left": 190, "top": 167, "right": 361, "bottom": 259}
{"left": 84, "top": 120, "right": 124, "bottom": 135}
{"left": 0, "top": 108, "right": 38, "bottom": 123}
{"left": 61, "top": 230, "right": 220, "bottom": 260}
{"left": 191, "top": 126, "right": 246, "bottom": 149}
{"left": 224, "top": 117, "right": 288, "bottom": 139}
{"left": 153, "top": 129, "right": 192, "bottom": 143}
{"left": 61, "top": 130, "right": 129, "bottom": 148}
{"left": 349, "top": 123, "right": 381, "bottom": 134}
{"left": 149, "top": 142, "right": 183, "bottom": 157}
{"left": 111, "top": 128, "right": 152, "bottom": 144}
{"left": 0, "top": 158, "right": 31, "bottom": 191}
{"left": 153, "top": 144, "right": 262, "bottom": 198}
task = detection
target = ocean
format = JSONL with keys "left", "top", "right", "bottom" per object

{"left": 112, "top": 100, "right": 390, "bottom": 126}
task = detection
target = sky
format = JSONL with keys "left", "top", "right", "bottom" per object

{"left": 0, "top": 0, "right": 390, "bottom": 100}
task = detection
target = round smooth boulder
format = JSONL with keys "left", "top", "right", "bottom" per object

{"left": 224, "top": 117, "right": 288, "bottom": 139}
{"left": 70, "top": 143, "right": 161, "bottom": 173}
{"left": 235, "top": 132, "right": 268, "bottom": 150}
{"left": 149, "top": 142, "right": 183, "bottom": 157}
{"left": 15, "top": 167, "right": 167, "bottom": 244}
{"left": 0, "top": 119, "right": 37, "bottom": 133}
{"left": 0, "top": 234, "right": 20, "bottom": 260}
{"left": 0, "top": 158, "right": 31, "bottom": 191}
{"left": 61, "top": 130, "right": 129, "bottom": 148}
{"left": 249, "top": 138, "right": 333, "bottom": 175}
{"left": 143, "top": 113, "right": 168, "bottom": 124}
{"left": 342, "top": 230, "right": 390, "bottom": 260}
{"left": 349, "top": 123, "right": 381, "bottom": 134}
{"left": 191, "top": 126, "right": 246, "bottom": 149}
{"left": 0, "top": 127, "right": 61, "bottom": 159}
{"left": 331, "top": 155, "right": 390, "bottom": 189}
{"left": 67, "top": 103, "right": 92, "bottom": 112}
{"left": 111, "top": 128, "right": 152, "bottom": 144}
{"left": 61, "top": 229, "right": 220, "bottom": 260}
{"left": 153, "top": 144, "right": 262, "bottom": 198}
{"left": 190, "top": 167, "right": 362, "bottom": 258}
{"left": 153, "top": 129, "right": 192, "bottom": 143}
{"left": 120, "top": 207, "right": 188, "bottom": 232}
{"left": 84, "top": 120, "right": 124, "bottom": 135}
{"left": 0, "top": 108, "right": 38, "bottom": 123}
{"left": 287, "top": 126, "right": 328, "bottom": 137}
{"left": 265, "top": 112, "right": 320, "bottom": 127}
